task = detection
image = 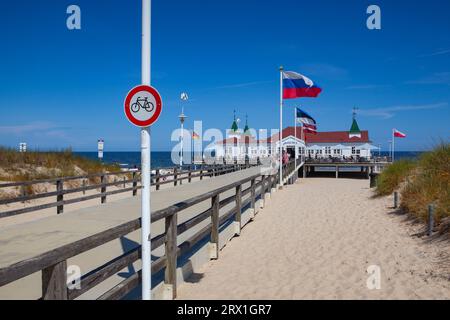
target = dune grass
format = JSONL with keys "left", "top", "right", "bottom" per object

{"left": 375, "top": 159, "right": 417, "bottom": 196}
{"left": 400, "top": 144, "right": 450, "bottom": 225}
{"left": 0, "top": 147, "right": 120, "bottom": 182}
{"left": 376, "top": 143, "right": 450, "bottom": 229}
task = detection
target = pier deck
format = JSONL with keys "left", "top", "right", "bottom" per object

{"left": 0, "top": 166, "right": 267, "bottom": 299}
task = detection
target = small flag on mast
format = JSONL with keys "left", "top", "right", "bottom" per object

{"left": 393, "top": 129, "right": 406, "bottom": 138}
{"left": 192, "top": 131, "right": 200, "bottom": 140}
{"left": 296, "top": 108, "right": 317, "bottom": 134}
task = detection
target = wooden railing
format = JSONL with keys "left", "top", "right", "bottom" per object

{"left": 0, "top": 163, "right": 254, "bottom": 219}
{"left": 0, "top": 161, "right": 297, "bottom": 300}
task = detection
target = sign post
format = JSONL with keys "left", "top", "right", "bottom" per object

{"left": 123, "top": 0, "right": 162, "bottom": 300}
{"left": 97, "top": 139, "right": 104, "bottom": 160}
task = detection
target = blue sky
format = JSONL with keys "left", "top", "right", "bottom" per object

{"left": 0, "top": 0, "right": 449, "bottom": 151}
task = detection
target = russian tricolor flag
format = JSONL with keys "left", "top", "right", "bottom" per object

{"left": 283, "top": 71, "right": 322, "bottom": 99}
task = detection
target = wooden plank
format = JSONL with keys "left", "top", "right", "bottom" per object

{"left": 97, "top": 270, "right": 141, "bottom": 300}
{"left": 235, "top": 185, "right": 242, "bottom": 231}
{"left": 156, "top": 169, "right": 160, "bottom": 191}
{"left": 0, "top": 219, "right": 141, "bottom": 287}
{"left": 68, "top": 246, "right": 141, "bottom": 300}
{"left": 56, "top": 180, "right": 63, "bottom": 214}
{"left": 96, "top": 255, "right": 166, "bottom": 300}
{"left": 0, "top": 178, "right": 139, "bottom": 206}
{"left": 164, "top": 212, "right": 178, "bottom": 299}
{"left": 132, "top": 172, "right": 138, "bottom": 196}
{"left": 100, "top": 175, "right": 106, "bottom": 204}
{"left": 210, "top": 194, "right": 220, "bottom": 259}
{"left": 0, "top": 170, "right": 141, "bottom": 188}
{"left": 0, "top": 187, "right": 139, "bottom": 219}
{"left": 250, "top": 178, "right": 256, "bottom": 214}
{"left": 42, "top": 260, "right": 68, "bottom": 300}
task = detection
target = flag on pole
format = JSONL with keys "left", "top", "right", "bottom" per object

{"left": 296, "top": 108, "right": 317, "bottom": 134}
{"left": 192, "top": 131, "right": 200, "bottom": 140}
{"left": 393, "top": 129, "right": 406, "bottom": 138}
{"left": 283, "top": 71, "right": 322, "bottom": 99}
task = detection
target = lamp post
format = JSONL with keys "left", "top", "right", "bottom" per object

{"left": 179, "top": 92, "right": 188, "bottom": 167}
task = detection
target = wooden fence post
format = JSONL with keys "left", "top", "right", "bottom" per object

{"left": 200, "top": 168, "right": 203, "bottom": 180}
{"left": 132, "top": 172, "right": 137, "bottom": 196}
{"left": 210, "top": 194, "right": 220, "bottom": 259}
{"left": 173, "top": 168, "right": 178, "bottom": 186}
{"left": 123, "top": 177, "right": 126, "bottom": 188}
{"left": 82, "top": 179, "right": 86, "bottom": 195}
{"left": 234, "top": 185, "right": 242, "bottom": 235}
{"left": 101, "top": 175, "right": 106, "bottom": 204}
{"left": 156, "top": 169, "right": 160, "bottom": 191}
{"left": 188, "top": 168, "right": 192, "bottom": 183}
{"left": 250, "top": 179, "right": 256, "bottom": 218}
{"left": 428, "top": 204, "right": 434, "bottom": 237}
{"left": 56, "top": 180, "right": 64, "bottom": 214}
{"left": 393, "top": 191, "right": 398, "bottom": 209}
{"left": 21, "top": 185, "right": 26, "bottom": 204}
{"left": 164, "top": 212, "right": 178, "bottom": 300}
{"left": 42, "top": 260, "right": 68, "bottom": 300}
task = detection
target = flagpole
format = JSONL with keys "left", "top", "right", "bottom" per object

{"left": 392, "top": 129, "right": 395, "bottom": 163}
{"left": 301, "top": 124, "right": 304, "bottom": 162}
{"left": 294, "top": 107, "right": 297, "bottom": 171}
{"left": 279, "top": 66, "right": 284, "bottom": 188}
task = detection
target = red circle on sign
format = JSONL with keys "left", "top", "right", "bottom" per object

{"left": 124, "top": 85, "right": 163, "bottom": 127}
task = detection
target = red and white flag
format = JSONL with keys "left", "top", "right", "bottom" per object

{"left": 302, "top": 123, "right": 317, "bottom": 134}
{"left": 393, "top": 129, "right": 406, "bottom": 138}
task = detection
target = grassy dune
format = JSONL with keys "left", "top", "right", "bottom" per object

{"left": 375, "top": 143, "right": 450, "bottom": 231}
{"left": 0, "top": 147, "right": 120, "bottom": 182}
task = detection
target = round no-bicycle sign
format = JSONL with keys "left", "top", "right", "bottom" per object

{"left": 124, "top": 85, "right": 162, "bottom": 127}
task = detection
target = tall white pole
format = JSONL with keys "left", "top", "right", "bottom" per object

{"left": 141, "top": 0, "right": 152, "bottom": 301}
{"left": 279, "top": 66, "right": 283, "bottom": 187}
{"left": 294, "top": 106, "right": 297, "bottom": 170}
{"left": 180, "top": 108, "right": 184, "bottom": 167}
{"left": 301, "top": 124, "right": 304, "bottom": 162}
{"left": 392, "top": 129, "right": 395, "bottom": 163}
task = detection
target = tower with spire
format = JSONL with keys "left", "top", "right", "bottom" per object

{"left": 349, "top": 107, "right": 362, "bottom": 139}
{"left": 230, "top": 110, "right": 239, "bottom": 134}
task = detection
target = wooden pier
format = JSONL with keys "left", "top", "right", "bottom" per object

{"left": 303, "top": 161, "right": 390, "bottom": 179}
{"left": 0, "top": 161, "right": 297, "bottom": 300}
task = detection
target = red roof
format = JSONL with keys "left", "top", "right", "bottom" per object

{"left": 265, "top": 127, "right": 370, "bottom": 144}
{"left": 217, "top": 127, "right": 370, "bottom": 145}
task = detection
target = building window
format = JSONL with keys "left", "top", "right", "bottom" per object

{"left": 325, "top": 146, "right": 331, "bottom": 155}
{"left": 352, "top": 147, "right": 356, "bottom": 154}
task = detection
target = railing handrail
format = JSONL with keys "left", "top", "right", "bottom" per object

{"left": 0, "top": 163, "right": 250, "bottom": 188}
{"left": 0, "top": 165, "right": 282, "bottom": 292}
{"left": 0, "top": 163, "right": 259, "bottom": 219}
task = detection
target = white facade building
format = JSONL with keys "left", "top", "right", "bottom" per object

{"left": 210, "top": 116, "right": 376, "bottom": 162}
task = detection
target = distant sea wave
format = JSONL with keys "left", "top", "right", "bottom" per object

{"left": 74, "top": 151, "right": 423, "bottom": 169}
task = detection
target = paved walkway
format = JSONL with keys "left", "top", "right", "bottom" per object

{"left": 177, "top": 178, "right": 450, "bottom": 299}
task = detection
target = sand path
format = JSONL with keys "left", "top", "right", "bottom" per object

{"left": 177, "top": 178, "right": 450, "bottom": 299}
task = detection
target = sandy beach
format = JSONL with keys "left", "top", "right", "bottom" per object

{"left": 177, "top": 177, "right": 450, "bottom": 299}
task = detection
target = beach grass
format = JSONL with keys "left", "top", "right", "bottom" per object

{"left": 375, "top": 159, "right": 416, "bottom": 196}
{"left": 400, "top": 143, "right": 450, "bottom": 225}
{"left": 0, "top": 147, "right": 120, "bottom": 182}
{"left": 376, "top": 143, "right": 450, "bottom": 229}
